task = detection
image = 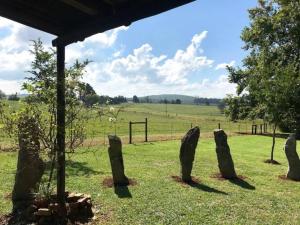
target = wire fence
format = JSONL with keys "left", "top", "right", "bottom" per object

{"left": 0, "top": 119, "right": 268, "bottom": 151}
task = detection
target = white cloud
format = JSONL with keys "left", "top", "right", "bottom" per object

{"left": 85, "top": 26, "right": 128, "bottom": 47}
{"left": 215, "top": 60, "right": 235, "bottom": 70}
{"left": 0, "top": 21, "right": 236, "bottom": 98}
{"left": 0, "top": 79, "right": 23, "bottom": 94}
{"left": 83, "top": 31, "right": 235, "bottom": 97}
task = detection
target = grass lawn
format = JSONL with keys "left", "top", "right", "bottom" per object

{"left": 1, "top": 135, "right": 300, "bottom": 224}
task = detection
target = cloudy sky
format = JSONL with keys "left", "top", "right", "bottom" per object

{"left": 0, "top": 0, "right": 257, "bottom": 97}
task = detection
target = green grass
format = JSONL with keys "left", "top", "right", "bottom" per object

{"left": 0, "top": 102, "right": 260, "bottom": 149}
{"left": 1, "top": 135, "right": 300, "bottom": 224}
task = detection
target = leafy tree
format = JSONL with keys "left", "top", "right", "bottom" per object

{"left": 225, "top": 0, "right": 300, "bottom": 162}
{"left": 217, "top": 100, "right": 226, "bottom": 114}
{"left": 8, "top": 93, "right": 20, "bottom": 101}
{"left": 175, "top": 99, "right": 182, "bottom": 104}
{"left": 0, "top": 90, "right": 5, "bottom": 99}
{"left": 133, "top": 95, "right": 139, "bottom": 103}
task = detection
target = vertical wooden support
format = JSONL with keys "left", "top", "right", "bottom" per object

{"left": 218, "top": 123, "right": 221, "bottom": 129}
{"left": 129, "top": 121, "right": 132, "bottom": 144}
{"left": 145, "top": 118, "right": 148, "bottom": 142}
{"left": 56, "top": 44, "right": 66, "bottom": 206}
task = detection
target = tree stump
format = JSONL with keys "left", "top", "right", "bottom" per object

{"left": 213, "top": 129, "right": 237, "bottom": 179}
{"left": 284, "top": 133, "right": 300, "bottom": 181}
{"left": 12, "top": 114, "right": 45, "bottom": 213}
{"left": 179, "top": 127, "right": 200, "bottom": 182}
{"left": 107, "top": 135, "right": 129, "bottom": 186}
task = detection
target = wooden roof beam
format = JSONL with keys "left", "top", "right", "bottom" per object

{"left": 53, "top": 0, "right": 195, "bottom": 46}
{"left": 61, "top": 0, "right": 98, "bottom": 16}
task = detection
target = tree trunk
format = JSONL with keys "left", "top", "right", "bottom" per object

{"left": 179, "top": 127, "right": 200, "bottom": 182}
{"left": 271, "top": 124, "right": 277, "bottom": 162}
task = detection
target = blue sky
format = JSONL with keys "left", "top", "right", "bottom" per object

{"left": 0, "top": 0, "right": 257, "bottom": 97}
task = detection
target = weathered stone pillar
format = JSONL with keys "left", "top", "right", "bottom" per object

{"left": 12, "top": 114, "right": 45, "bottom": 212}
{"left": 108, "top": 135, "right": 129, "bottom": 186}
{"left": 179, "top": 127, "right": 200, "bottom": 182}
{"left": 284, "top": 133, "right": 300, "bottom": 181}
{"left": 213, "top": 129, "right": 237, "bottom": 179}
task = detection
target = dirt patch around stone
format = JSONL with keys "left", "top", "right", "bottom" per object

{"left": 0, "top": 214, "right": 11, "bottom": 225}
{"left": 171, "top": 175, "right": 201, "bottom": 186}
{"left": 102, "top": 177, "right": 137, "bottom": 188}
{"left": 278, "top": 175, "right": 300, "bottom": 182}
{"left": 264, "top": 159, "right": 281, "bottom": 165}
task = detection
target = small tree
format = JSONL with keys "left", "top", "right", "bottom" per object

{"left": 0, "top": 90, "right": 6, "bottom": 99}
{"left": 132, "top": 95, "right": 139, "bottom": 103}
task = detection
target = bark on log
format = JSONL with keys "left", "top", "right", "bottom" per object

{"left": 12, "top": 115, "right": 44, "bottom": 212}
{"left": 213, "top": 129, "right": 237, "bottom": 179}
{"left": 179, "top": 127, "right": 200, "bottom": 182}
{"left": 284, "top": 133, "right": 300, "bottom": 181}
{"left": 108, "top": 135, "right": 129, "bottom": 186}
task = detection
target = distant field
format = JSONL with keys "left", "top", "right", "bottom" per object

{"left": 0, "top": 102, "right": 261, "bottom": 149}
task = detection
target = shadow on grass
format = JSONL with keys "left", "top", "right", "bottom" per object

{"left": 65, "top": 160, "right": 103, "bottom": 177}
{"left": 187, "top": 180, "right": 228, "bottom": 195}
{"left": 114, "top": 186, "right": 132, "bottom": 198}
{"left": 229, "top": 177, "right": 256, "bottom": 190}
{"left": 171, "top": 176, "right": 227, "bottom": 195}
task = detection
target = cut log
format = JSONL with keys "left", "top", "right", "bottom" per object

{"left": 284, "top": 133, "right": 300, "bottom": 181}
{"left": 213, "top": 129, "right": 237, "bottom": 179}
{"left": 179, "top": 127, "right": 200, "bottom": 182}
{"left": 12, "top": 114, "right": 45, "bottom": 213}
{"left": 107, "top": 135, "right": 129, "bottom": 186}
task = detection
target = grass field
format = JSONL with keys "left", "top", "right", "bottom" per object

{"left": 0, "top": 102, "right": 260, "bottom": 150}
{"left": 1, "top": 135, "right": 300, "bottom": 224}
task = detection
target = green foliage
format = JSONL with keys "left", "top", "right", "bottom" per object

{"left": 226, "top": 0, "right": 300, "bottom": 137}
{"left": 7, "top": 93, "right": 19, "bottom": 101}
{"left": 22, "top": 39, "right": 91, "bottom": 153}
{"left": 0, "top": 90, "right": 5, "bottom": 100}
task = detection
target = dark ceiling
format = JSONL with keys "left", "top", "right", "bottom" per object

{"left": 0, "top": 0, "right": 194, "bottom": 46}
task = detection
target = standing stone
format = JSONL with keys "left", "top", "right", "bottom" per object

{"left": 213, "top": 129, "right": 237, "bottom": 179}
{"left": 12, "top": 114, "right": 45, "bottom": 212}
{"left": 107, "top": 135, "right": 129, "bottom": 186}
{"left": 284, "top": 133, "right": 300, "bottom": 181}
{"left": 179, "top": 127, "right": 200, "bottom": 182}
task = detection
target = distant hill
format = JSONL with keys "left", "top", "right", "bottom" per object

{"left": 138, "top": 94, "right": 221, "bottom": 105}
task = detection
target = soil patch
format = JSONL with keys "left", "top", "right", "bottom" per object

{"left": 264, "top": 159, "right": 281, "bottom": 165}
{"left": 171, "top": 175, "right": 201, "bottom": 186}
{"left": 278, "top": 175, "right": 300, "bottom": 182}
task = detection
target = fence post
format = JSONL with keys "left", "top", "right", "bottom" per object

{"left": 218, "top": 123, "right": 221, "bottom": 129}
{"left": 260, "top": 124, "right": 263, "bottom": 134}
{"left": 145, "top": 118, "right": 148, "bottom": 142}
{"left": 129, "top": 121, "right": 132, "bottom": 144}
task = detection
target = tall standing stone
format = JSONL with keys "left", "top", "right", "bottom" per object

{"left": 12, "top": 114, "right": 45, "bottom": 212}
{"left": 108, "top": 135, "right": 129, "bottom": 186}
{"left": 284, "top": 133, "right": 300, "bottom": 181}
{"left": 213, "top": 129, "right": 237, "bottom": 179}
{"left": 179, "top": 127, "right": 200, "bottom": 182}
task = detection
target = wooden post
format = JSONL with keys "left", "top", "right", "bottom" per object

{"left": 145, "top": 118, "right": 148, "bottom": 142}
{"left": 129, "top": 121, "right": 132, "bottom": 144}
{"left": 56, "top": 43, "right": 66, "bottom": 206}
{"left": 218, "top": 123, "right": 221, "bottom": 129}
